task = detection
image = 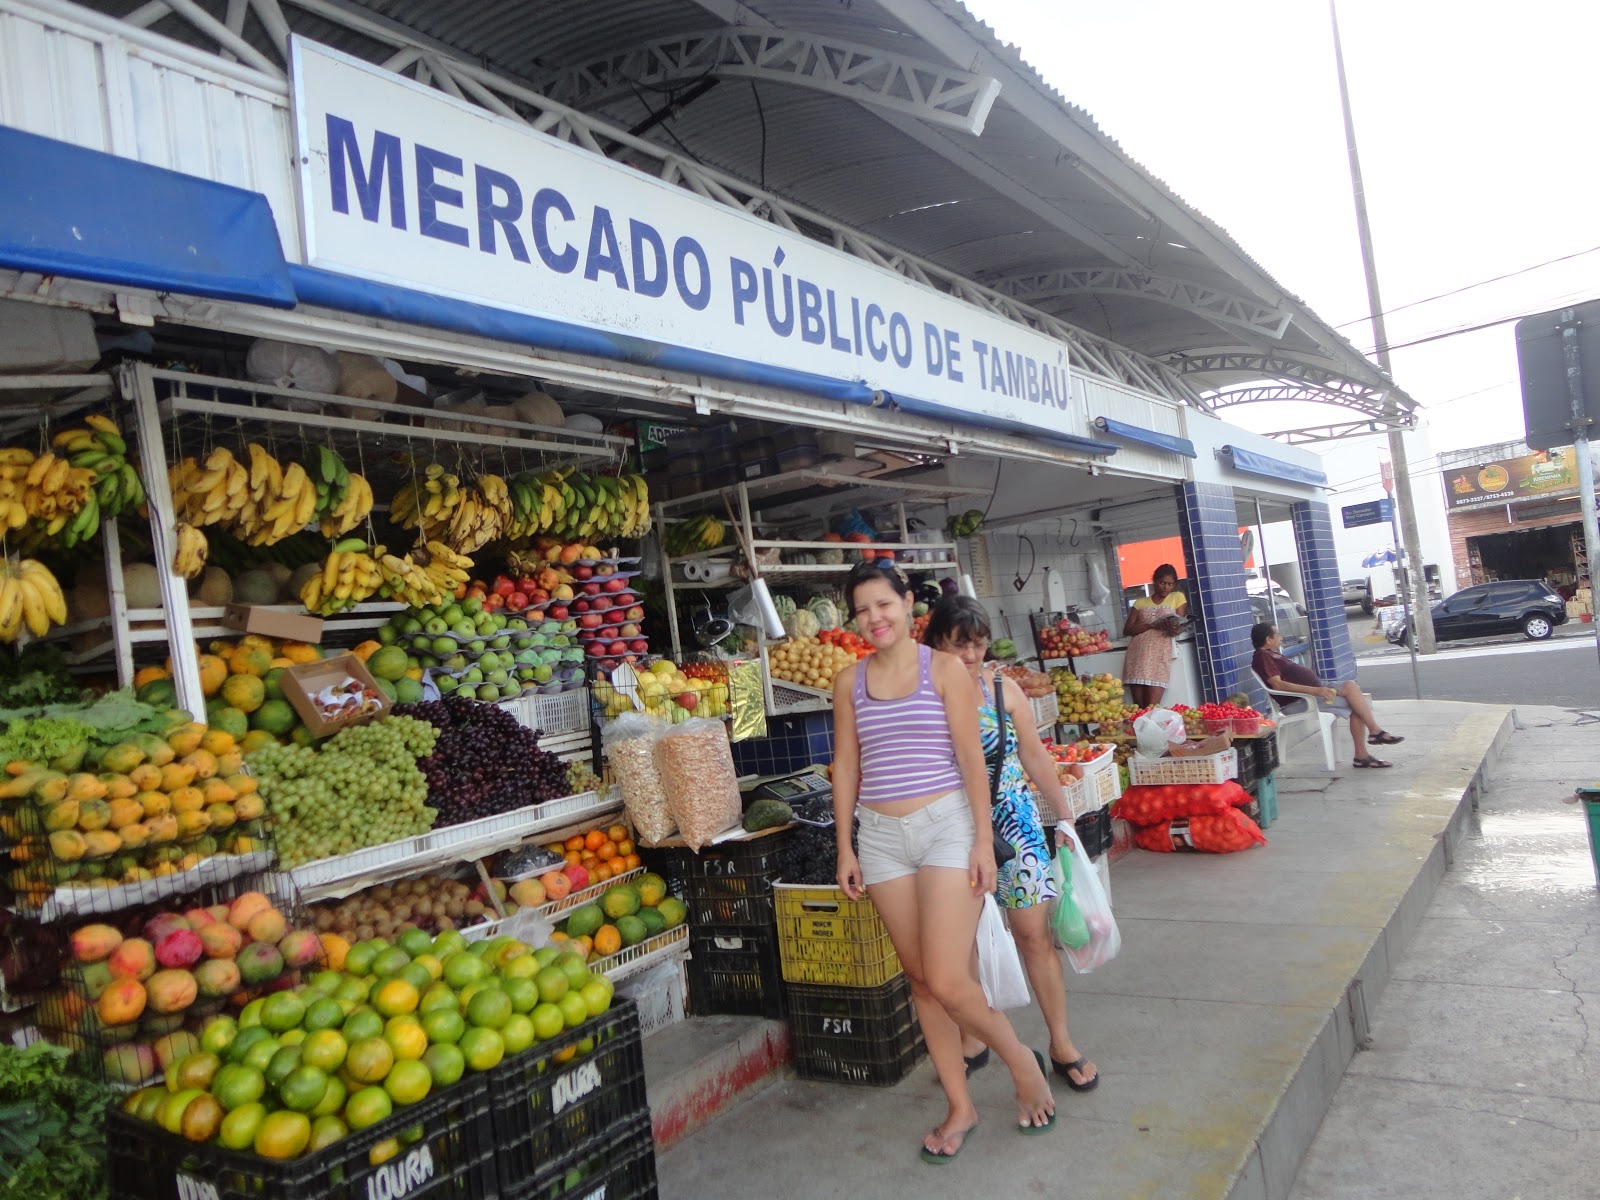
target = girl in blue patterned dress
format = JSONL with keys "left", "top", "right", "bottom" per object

{"left": 926, "top": 597, "right": 1101, "bottom": 1093}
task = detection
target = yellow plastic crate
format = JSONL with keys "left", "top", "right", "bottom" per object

{"left": 774, "top": 884, "right": 901, "bottom": 987}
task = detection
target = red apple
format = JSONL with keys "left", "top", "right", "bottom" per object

{"left": 579, "top": 613, "right": 603, "bottom": 629}
{"left": 548, "top": 604, "right": 568, "bottom": 620}
{"left": 586, "top": 643, "right": 607, "bottom": 657}
{"left": 572, "top": 565, "right": 594, "bottom": 581}
{"left": 607, "top": 639, "right": 628, "bottom": 656}
{"left": 530, "top": 588, "right": 550, "bottom": 604}
{"left": 492, "top": 577, "right": 516, "bottom": 597}
{"left": 589, "top": 595, "right": 612, "bottom": 612}
{"left": 582, "top": 582, "right": 602, "bottom": 596}
{"left": 508, "top": 592, "right": 528, "bottom": 610}
{"left": 573, "top": 599, "right": 590, "bottom": 614}
{"left": 595, "top": 564, "right": 616, "bottom": 576}
{"left": 563, "top": 863, "right": 590, "bottom": 891}
{"left": 486, "top": 594, "right": 505, "bottom": 611}
{"left": 675, "top": 691, "right": 699, "bottom": 711}
{"left": 628, "top": 638, "right": 649, "bottom": 653}
{"left": 624, "top": 605, "right": 644, "bottom": 621}
{"left": 599, "top": 657, "right": 620, "bottom": 671}
{"left": 517, "top": 577, "right": 539, "bottom": 595}
{"left": 603, "top": 577, "right": 628, "bottom": 593}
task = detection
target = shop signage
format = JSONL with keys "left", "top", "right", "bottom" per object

{"left": 290, "top": 40, "right": 1086, "bottom": 437}
{"left": 1340, "top": 498, "right": 1391, "bottom": 529}
{"left": 1442, "top": 446, "right": 1581, "bottom": 510}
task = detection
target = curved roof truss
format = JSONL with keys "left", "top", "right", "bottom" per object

{"left": 989, "top": 268, "right": 1293, "bottom": 341}
{"left": 1172, "top": 351, "right": 1417, "bottom": 441}
{"left": 539, "top": 28, "right": 1002, "bottom": 136}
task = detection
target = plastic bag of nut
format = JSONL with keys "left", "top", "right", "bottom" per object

{"left": 654, "top": 717, "right": 743, "bottom": 851}
{"left": 604, "top": 711, "right": 676, "bottom": 845}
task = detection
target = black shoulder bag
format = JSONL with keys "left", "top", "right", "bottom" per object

{"left": 987, "top": 673, "right": 1017, "bottom": 867}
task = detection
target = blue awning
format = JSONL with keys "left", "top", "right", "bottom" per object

{"left": 0, "top": 126, "right": 295, "bottom": 308}
{"left": 1219, "top": 444, "right": 1328, "bottom": 487}
{"left": 1093, "top": 415, "right": 1196, "bottom": 458}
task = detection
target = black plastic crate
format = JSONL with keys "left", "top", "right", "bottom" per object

{"left": 1256, "top": 730, "right": 1280, "bottom": 775}
{"left": 687, "top": 929, "right": 786, "bottom": 1018}
{"left": 489, "top": 999, "right": 649, "bottom": 1186}
{"left": 506, "top": 1113, "right": 658, "bottom": 1200}
{"left": 108, "top": 1072, "right": 495, "bottom": 1200}
{"left": 1073, "top": 805, "right": 1114, "bottom": 859}
{"left": 685, "top": 891, "right": 774, "bottom": 927}
{"left": 643, "top": 830, "right": 791, "bottom": 904}
{"left": 1235, "top": 742, "right": 1261, "bottom": 790}
{"left": 786, "top": 974, "right": 925, "bottom": 1086}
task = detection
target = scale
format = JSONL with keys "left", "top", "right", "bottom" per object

{"left": 747, "top": 766, "right": 833, "bottom": 806}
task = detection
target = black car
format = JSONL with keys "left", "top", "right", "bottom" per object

{"left": 1387, "top": 579, "right": 1567, "bottom": 645}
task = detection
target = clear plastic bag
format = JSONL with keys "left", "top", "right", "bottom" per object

{"left": 604, "top": 711, "right": 675, "bottom": 845}
{"left": 1062, "top": 834, "right": 1121, "bottom": 974}
{"left": 976, "top": 894, "right": 1031, "bottom": 1009}
{"left": 654, "top": 718, "right": 742, "bottom": 850}
{"left": 1133, "top": 708, "right": 1187, "bottom": 758}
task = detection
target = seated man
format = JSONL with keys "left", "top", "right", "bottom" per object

{"left": 1250, "top": 623, "right": 1404, "bottom": 768}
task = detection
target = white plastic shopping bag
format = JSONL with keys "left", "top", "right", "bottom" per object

{"left": 976, "top": 894, "right": 1031, "bottom": 1009}
{"left": 1062, "top": 835, "right": 1121, "bottom": 974}
{"left": 1133, "top": 708, "right": 1187, "bottom": 758}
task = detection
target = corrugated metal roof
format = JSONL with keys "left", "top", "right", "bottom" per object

{"left": 73, "top": 0, "right": 1405, "bottom": 413}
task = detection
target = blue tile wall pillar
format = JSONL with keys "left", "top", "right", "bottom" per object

{"left": 1291, "top": 500, "right": 1358, "bottom": 685}
{"left": 1176, "top": 482, "right": 1259, "bottom": 704}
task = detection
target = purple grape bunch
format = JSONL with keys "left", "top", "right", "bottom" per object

{"left": 394, "top": 697, "right": 572, "bottom": 827}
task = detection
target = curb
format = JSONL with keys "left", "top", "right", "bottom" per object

{"left": 645, "top": 1017, "right": 791, "bottom": 1153}
{"left": 1224, "top": 704, "right": 1516, "bottom": 1200}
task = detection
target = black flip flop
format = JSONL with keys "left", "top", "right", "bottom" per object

{"left": 963, "top": 1048, "right": 990, "bottom": 1077}
{"left": 1352, "top": 756, "right": 1393, "bottom": 768}
{"left": 1051, "top": 1054, "right": 1100, "bottom": 1092}
{"left": 1370, "top": 731, "right": 1405, "bottom": 745}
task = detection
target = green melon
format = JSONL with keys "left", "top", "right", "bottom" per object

{"left": 367, "top": 646, "right": 409, "bottom": 682}
{"left": 395, "top": 677, "right": 424, "bottom": 705}
{"left": 250, "top": 699, "right": 298, "bottom": 737}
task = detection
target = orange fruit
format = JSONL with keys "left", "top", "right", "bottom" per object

{"left": 382, "top": 1059, "right": 432, "bottom": 1106}
{"left": 196, "top": 655, "right": 228, "bottom": 697}
{"left": 372, "top": 979, "right": 419, "bottom": 1018}
{"left": 383, "top": 1016, "right": 428, "bottom": 1061}
{"left": 592, "top": 925, "right": 621, "bottom": 957}
{"left": 615, "top": 838, "right": 635, "bottom": 857}
{"left": 595, "top": 841, "right": 617, "bottom": 862}
{"left": 622, "top": 854, "right": 641, "bottom": 871}
{"left": 253, "top": 1110, "right": 311, "bottom": 1159}
{"left": 345, "top": 1037, "right": 395, "bottom": 1085}
{"left": 344, "top": 1086, "right": 393, "bottom": 1130}
{"left": 584, "top": 830, "right": 606, "bottom": 852}
{"left": 606, "top": 824, "right": 628, "bottom": 843}
{"left": 563, "top": 851, "right": 581, "bottom": 866}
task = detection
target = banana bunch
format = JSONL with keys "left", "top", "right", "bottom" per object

{"left": 0, "top": 446, "right": 97, "bottom": 547}
{"left": 0, "top": 556, "right": 68, "bottom": 641}
{"left": 503, "top": 469, "right": 651, "bottom": 543}
{"left": 172, "top": 521, "right": 209, "bottom": 580}
{"left": 307, "top": 444, "right": 374, "bottom": 538}
{"left": 299, "top": 536, "right": 385, "bottom": 614}
{"left": 391, "top": 464, "right": 463, "bottom": 536}
{"left": 43, "top": 416, "right": 145, "bottom": 549}
{"left": 438, "top": 473, "right": 511, "bottom": 554}
{"left": 170, "top": 447, "right": 251, "bottom": 529}
{"left": 415, "top": 539, "right": 473, "bottom": 597}
{"left": 376, "top": 551, "right": 445, "bottom": 607}
{"left": 663, "top": 512, "right": 728, "bottom": 557}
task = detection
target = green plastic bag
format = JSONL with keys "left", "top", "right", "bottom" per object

{"left": 1049, "top": 845, "right": 1091, "bottom": 949}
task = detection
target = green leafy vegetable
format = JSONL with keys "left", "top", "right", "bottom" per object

{"left": 0, "top": 717, "right": 93, "bottom": 769}
{"left": 0, "top": 1040, "right": 110, "bottom": 1200}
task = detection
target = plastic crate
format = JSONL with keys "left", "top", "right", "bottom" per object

{"left": 1235, "top": 742, "right": 1261, "bottom": 790}
{"left": 786, "top": 974, "right": 925, "bottom": 1086}
{"left": 1032, "top": 773, "right": 1090, "bottom": 826}
{"left": 1127, "top": 748, "right": 1238, "bottom": 787}
{"left": 774, "top": 884, "right": 901, "bottom": 987}
{"left": 489, "top": 999, "right": 648, "bottom": 1187}
{"left": 108, "top": 1073, "right": 495, "bottom": 1200}
{"left": 503, "top": 1112, "right": 658, "bottom": 1200}
{"left": 687, "top": 929, "right": 786, "bottom": 1018}
{"left": 1029, "top": 692, "right": 1060, "bottom": 728}
{"left": 522, "top": 687, "right": 593, "bottom": 736}
{"left": 1073, "top": 805, "right": 1114, "bottom": 859}
{"left": 617, "top": 955, "right": 689, "bottom": 1038}
{"left": 641, "top": 828, "right": 791, "bottom": 906}
{"left": 1255, "top": 730, "right": 1280, "bottom": 775}
{"left": 1077, "top": 745, "right": 1121, "bottom": 806}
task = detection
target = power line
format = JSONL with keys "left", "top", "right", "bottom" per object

{"left": 1349, "top": 286, "right": 1600, "bottom": 358}
{"left": 1332, "top": 244, "right": 1600, "bottom": 332}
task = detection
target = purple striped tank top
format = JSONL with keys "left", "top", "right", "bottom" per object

{"left": 853, "top": 644, "right": 963, "bottom": 805}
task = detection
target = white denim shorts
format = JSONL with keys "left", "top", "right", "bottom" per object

{"left": 855, "top": 789, "right": 976, "bottom": 886}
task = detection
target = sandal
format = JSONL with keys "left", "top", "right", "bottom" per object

{"left": 1051, "top": 1054, "right": 1100, "bottom": 1092}
{"left": 963, "top": 1048, "right": 990, "bottom": 1078}
{"left": 1352, "top": 756, "right": 1393, "bottom": 768}
{"left": 919, "top": 1121, "right": 977, "bottom": 1165}
{"left": 1369, "top": 731, "right": 1405, "bottom": 745}
{"left": 1018, "top": 1051, "right": 1058, "bottom": 1135}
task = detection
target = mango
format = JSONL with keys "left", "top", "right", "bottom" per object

{"left": 71, "top": 923, "right": 123, "bottom": 963}
{"left": 100, "top": 773, "right": 138, "bottom": 799}
{"left": 107, "top": 798, "right": 144, "bottom": 829}
{"left": 146, "top": 968, "right": 198, "bottom": 1015}
{"left": 98, "top": 743, "right": 146, "bottom": 774}
{"left": 67, "top": 773, "right": 108, "bottom": 802}
{"left": 42, "top": 799, "right": 80, "bottom": 832}
{"left": 49, "top": 830, "right": 87, "bottom": 861}
{"left": 76, "top": 798, "right": 112, "bottom": 831}
{"left": 83, "top": 830, "right": 123, "bottom": 859}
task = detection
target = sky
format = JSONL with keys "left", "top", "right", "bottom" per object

{"left": 962, "top": 0, "right": 1600, "bottom": 577}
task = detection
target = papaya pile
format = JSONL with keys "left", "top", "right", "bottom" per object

{"left": 1, "top": 715, "right": 268, "bottom": 907}
{"left": 551, "top": 873, "right": 685, "bottom": 963}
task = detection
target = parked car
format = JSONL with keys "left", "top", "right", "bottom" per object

{"left": 1342, "top": 578, "right": 1372, "bottom": 613}
{"left": 1247, "top": 591, "right": 1310, "bottom": 650}
{"left": 1386, "top": 579, "right": 1567, "bottom": 645}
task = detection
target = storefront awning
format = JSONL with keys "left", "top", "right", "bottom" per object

{"left": 0, "top": 127, "right": 295, "bottom": 309}
{"left": 1218, "top": 444, "right": 1328, "bottom": 488}
{"left": 1093, "top": 416, "right": 1196, "bottom": 458}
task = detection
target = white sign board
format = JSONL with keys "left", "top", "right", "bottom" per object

{"left": 290, "top": 39, "right": 1092, "bottom": 440}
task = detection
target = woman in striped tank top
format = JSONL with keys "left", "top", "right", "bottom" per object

{"left": 833, "top": 563, "right": 1056, "bottom": 1163}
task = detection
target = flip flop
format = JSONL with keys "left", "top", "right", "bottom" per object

{"left": 964, "top": 1048, "right": 990, "bottom": 1078}
{"left": 1352, "top": 756, "right": 1393, "bottom": 768}
{"left": 1019, "top": 1051, "right": 1058, "bottom": 1135}
{"left": 919, "top": 1122, "right": 977, "bottom": 1165}
{"left": 1370, "top": 731, "right": 1405, "bottom": 745}
{"left": 1051, "top": 1054, "right": 1100, "bottom": 1092}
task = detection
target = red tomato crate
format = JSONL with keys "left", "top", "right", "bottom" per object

{"left": 107, "top": 1073, "right": 496, "bottom": 1200}
{"left": 488, "top": 999, "right": 650, "bottom": 1199}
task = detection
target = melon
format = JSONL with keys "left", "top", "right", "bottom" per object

{"left": 124, "top": 563, "right": 163, "bottom": 610}
{"left": 261, "top": 562, "right": 293, "bottom": 590}
{"left": 514, "top": 391, "right": 565, "bottom": 428}
{"left": 234, "top": 569, "right": 280, "bottom": 605}
{"left": 250, "top": 699, "right": 297, "bottom": 738}
{"left": 289, "top": 563, "right": 322, "bottom": 597}
{"left": 196, "top": 567, "right": 233, "bottom": 607}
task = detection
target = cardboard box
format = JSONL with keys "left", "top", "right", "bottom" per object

{"left": 279, "top": 653, "right": 389, "bottom": 738}
{"left": 222, "top": 604, "right": 325, "bottom": 643}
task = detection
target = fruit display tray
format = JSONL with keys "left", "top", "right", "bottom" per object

{"left": 288, "top": 791, "right": 610, "bottom": 902}
{"left": 584, "top": 922, "right": 690, "bottom": 984}
{"left": 34, "top": 849, "right": 274, "bottom": 923}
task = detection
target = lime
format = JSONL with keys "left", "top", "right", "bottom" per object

{"left": 500, "top": 1013, "right": 535, "bottom": 1056}
{"left": 383, "top": 1059, "right": 432, "bottom": 1106}
{"left": 558, "top": 992, "right": 589, "bottom": 1029}
{"left": 303, "top": 997, "right": 345, "bottom": 1032}
{"left": 458, "top": 1027, "right": 505, "bottom": 1072}
{"left": 418, "top": 982, "right": 459, "bottom": 1016}
{"left": 371, "top": 947, "right": 413, "bottom": 979}
{"left": 397, "top": 928, "right": 434, "bottom": 958}
{"left": 421, "top": 1042, "right": 465, "bottom": 1087}
{"left": 264, "top": 1044, "right": 303, "bottom": 1090}
{"left": 212, "top": 1063, "right": 266, "bottom": 1112}
{"left": 259, "top": 992, "right": 307, "bottom": 1034}
{"left": 530, "top": 1003, "right": 565, "bottom": 1041}
{"left": 226, "top": 1025, "right": 272, "bottom": 1064}
{"left": 278, "top": 1064, "right": 329, "bottom": 1113}
{"left": 465, "top": 987, "right": 512, "bottom": 1030}
{"left": 300, "top": 1029, "right": 348, "bottom": 1074}
{"left": 422, "top": 1009, "right": 466, "bottom": 1046}
{"left": 442, "top": 952, "right": 490, "bottom": 990}
{"left": 501, "top": 976, "right": 539, "bottom": 1014}
{"left": 341, "top": 1007, "right": 384, "bottom": 1044}
{"left": 534, "top": 966, "right": 569, "bottom": 1005}
{"left": 310, "top": 1074, "right": 346, "bottom": 1119}
{"left": 218, "top": 1101, "right": 266, "bottom": 1151}
{"left": 344, "top": 1086, "right": 393, "bottom": 1131}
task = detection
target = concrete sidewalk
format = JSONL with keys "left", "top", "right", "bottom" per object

{"left": 1288, "top": 704, "right": 1600, "bottom": 1200}
{"left": 654, "top": 700, "right": 1515, "bottom": 1200}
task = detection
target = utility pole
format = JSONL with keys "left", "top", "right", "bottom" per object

{"left": 1329, "top": 0, "right": 1437, "bottom": 657}
{"left": 1557, "top": 309, "right": 1600, "bottom": 669}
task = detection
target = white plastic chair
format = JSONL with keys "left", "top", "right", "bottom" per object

{"left": 1250, "top": 669, "right": 1337, "bottom": 772}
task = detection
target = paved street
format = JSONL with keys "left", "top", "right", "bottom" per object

{"left": 1354, "top": 637, "right": 1600, "bottom": 707}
